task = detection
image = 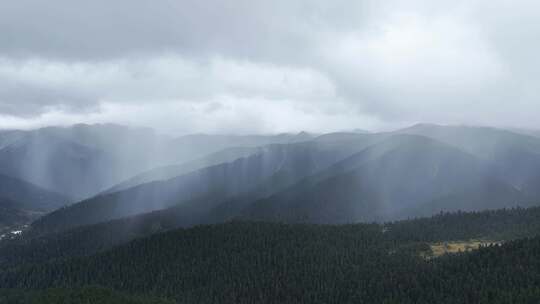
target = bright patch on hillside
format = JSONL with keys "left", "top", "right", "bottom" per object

{"left": 427, "top": 240, "right": 503, "bottom": 257}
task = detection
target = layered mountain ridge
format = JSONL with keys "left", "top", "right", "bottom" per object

{"left": 27, "top": 125, "right": 540, "bottom": 237}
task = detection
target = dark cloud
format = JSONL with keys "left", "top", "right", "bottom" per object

{"left": 0, "top": 0, "right": 539, "bottom": 133}
{"left": 0, "top": 0, "right": 349, "bottom": 62}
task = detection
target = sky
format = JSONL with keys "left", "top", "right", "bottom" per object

{"left": 0, "top": 0, "right": 539, "bottom": 134}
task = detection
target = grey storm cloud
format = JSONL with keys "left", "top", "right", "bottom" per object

{"left": 0, "top": 0, "right": 539, "bottom": 133}
{"left": 0, "top": 0, "right": 372, "bottom": 61}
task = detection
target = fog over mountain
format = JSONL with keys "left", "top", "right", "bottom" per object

{"left": 15, "top": 124, "right": 536, "bottom": 238}
{"left": 0, "top": 124, "right": 313, "bottom": 199}
{"left": 1, "top": 0, "right": 540, "bottom": 237}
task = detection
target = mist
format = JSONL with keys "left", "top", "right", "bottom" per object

{"left": 1, "top": 0, "right": 540, "bottom": 236}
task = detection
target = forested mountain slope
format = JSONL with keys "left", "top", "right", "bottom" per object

{"left": 3, "top": 206, "right": 539, "bottom": 270}
{"left": 2, "top": 220, "right": 540, "bottom": 303}
{"left": 0, "top": 198, "right": 41, "bottom": 235}
{"left": 0, "top": 286, "right": 174, "bottom": 304}
{"left": 0, "top": 174, "right": 69, "bottom": 211}
{"left": 0, "top": 175, "right": 69, "bottom": 236}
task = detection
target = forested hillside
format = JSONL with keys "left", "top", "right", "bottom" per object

{"left": 0, "top": 175, "right": 69, "bottom": 235}
{"left": 387, "top": 207, "right": 540, "bottom": 242}
{"left": 0, "top": 286, "right": 173, "bottom": 304}
{"left": 0, "top": 198, "right": 42, "bottom": 236}
{"left": 1, "top": 220, "right": 539, "bottom": 303}
{"left": 0, "top": 174, "right": 69, "bottom": 211}
{"left": 4, "top": 204, "right": 539, "bottom": 269}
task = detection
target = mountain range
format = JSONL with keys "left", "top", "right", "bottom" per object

{"left": 0, "top": 123, "right": 539, "bottom": 239}
{"left": 11, "top": 123, "right": 537, "bottom": 239}
{"left": 2, "top": 123, "right": 540, "bottom": 303}
{"left": 0, "top": 124, "right": 313, "bottom": 199}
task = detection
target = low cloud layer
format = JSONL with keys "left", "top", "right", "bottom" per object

{"left": 1, "top": 0, "right": 539, "bottom": 134}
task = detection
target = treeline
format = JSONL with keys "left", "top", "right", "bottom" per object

{"left": 386, "top": 206, "right": 540, "bottom": 242}
{"left": 2, "top": 206, "right": 539, "bottom": 269}
{"left": 1, "top": 221, "right": 540, "bottom": 303}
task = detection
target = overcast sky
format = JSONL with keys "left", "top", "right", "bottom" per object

{"left": 0, "top": 0, "right": 539, "bottom": 134}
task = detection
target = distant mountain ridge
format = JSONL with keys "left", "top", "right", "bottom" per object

{"left": 397, "top": 123, "right": 540, "bottom": 197}
{"left": 29, "top": 126, "right": 540, "bottom": 236}
{"left": 101, "top": 146, "right": 266, "bottom": 195}
{"left": 1, "top": 123, "right": 539, "bottom": 239}
{"left": 29, "top": 134, "right": 383, "bottom": 235}
{"left": 0, "top": 124, "right": 314, "bottom": 199}
{"left": 241, "top": 135, "right": 526, "bottom": 223}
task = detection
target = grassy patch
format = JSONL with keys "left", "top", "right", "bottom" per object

{"left": 426, "top": 240, "right": 503, "bottom": 257}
